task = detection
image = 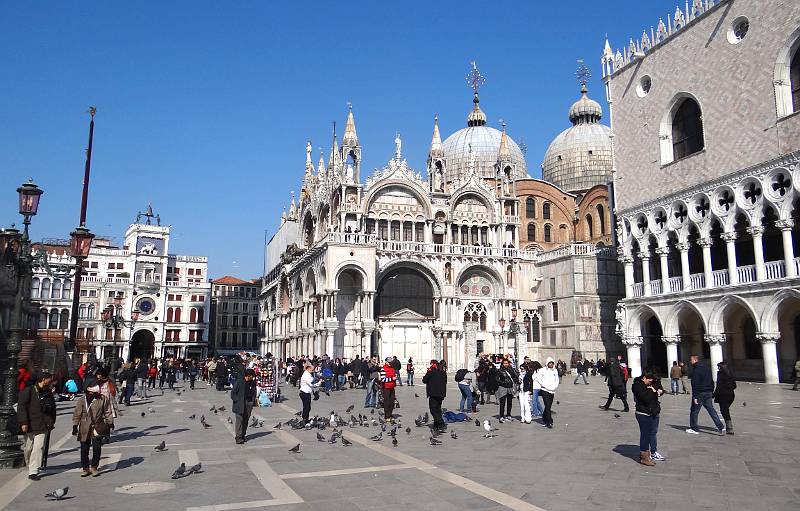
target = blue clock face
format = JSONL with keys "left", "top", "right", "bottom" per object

{"left": 136, "top": 297, "right": 156, "bottom": 316}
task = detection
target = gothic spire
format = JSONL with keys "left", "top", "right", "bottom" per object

{"left": 498, "top": 121, "right": 510, "bottom": 161}
{"left": 428, "top": 115, "right": 443, "bottom": 158}
{"left": 343, "top": 103, "right": 358, "bottom": 146}
{"left": 305, "top": 140, "right": 313, "bottom": 176}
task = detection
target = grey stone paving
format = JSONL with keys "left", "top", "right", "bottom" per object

{"left": 0, "top": 375, "right": 798, "bottom": 511}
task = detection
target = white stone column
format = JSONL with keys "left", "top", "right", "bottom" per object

{"left": 704, "top": 334, "right": 726, "bottom": 382}
{"left": 621, "top": 255, "right": 634, "bottom": 299}
{"left": 325, "top": 329, "right": 335, "bottom": 357}
{"left": 677, "top": 242, "right": 691, "bottom": 290}
{"left": 776, "top": 220, "right": 796, "bottom": 278}
{"left": 641, "top": 253, "right": 652, "bottom": 297}
{"left": 699, "top": 238, "right": 713, "bottom": 288}
{"left": 623, "top": 336, "right": 643, "bottom": 379}
{"left": 721, "top": 232, "right": 738, "bottom": 285}
{"left": 657, "top": 247, "right": 670, "bottom": 293}
{"left": 757, "top": 332, "right": 781, "bottom": 384}
{"left": 662, "top": 336, "right": 680, "bottom": 372}
{"left": 750, "top": 226, "right": 765, "bottom": 281}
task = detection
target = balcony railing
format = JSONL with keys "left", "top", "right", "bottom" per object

{"left": 737, "top": 265, "right": 756, "bottom": 284}
{"left": 689, "top": 273, "right": 705, "bottom": 290}
{"left": 712, "top": 269, "right": 729, "bottom": 287}
{"left": 668, "top": 276, "right": 683, "bottom": 293}
{"left": 765, "top": 260, "right": 785, "bottom": 280}
{"left": 649, "top": 280, "right": 662, "bottom": 295}
{"left": 631, "top": 283, "right": 644, "bottom": 298}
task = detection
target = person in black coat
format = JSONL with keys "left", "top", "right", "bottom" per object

{"left": 17, "top": 372, "right": 56, "bottom": 480}
{"left": 231, "top": 369, "right": 257, "bottom": 444}
{"left": 632, "top": 370, "right": 662, "bottom": 466}
{"left": 422, "top": 359, "right": 447, "bottom": 433}
{"left": 713, "top": 361, "right": 736, "bottom": 435}
{"left": 600, "top": 360, "right": 629, "bottom": 412}
{"left": 215, "top": 357, "right": 228, "bottom": 391}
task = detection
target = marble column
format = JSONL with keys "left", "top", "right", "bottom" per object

{"left": 662, "top": 336, "right": 680, "bottom": 372}
{"left": 749, "top": 226, "right": 765, "bottom": 281}
{"left": 657, "top": 246, "right": 670, "bottom": 293}
{"left": 704, "top": 334, "right": 726, "bottom": 382}
{"left": 721, "top": 232, "right": 738, "bottom": 285}
{"left": 698, "top": 237, "right": 713, "bottom": 288}
{"left": 756, "top": 332, "right": 781, "bottom": 384}
{"left": 677, "top": 242, "right": 691, "bottom": 290}
{"left": 622, "top": 336, "right": 643, "bottom": 379}
{"left": 641, "top": 253, "right": 652, "bottom": 297}
{"left": 621, "top": 255, "right": 634, "bottom": 299}
{"left": 776, "top": 220, "right": 796, "bottom": 278}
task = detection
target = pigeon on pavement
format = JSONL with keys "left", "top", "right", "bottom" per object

{"left": 188, "top": 414, "right": 196, "bottom": 420}
{"left": 392, "top": 436, "right": 398, "bottom": 447}
{"left": 274, "top": 422, "right": 282, "bottom": 429}
{"left": 475, "top": 419, "right": 480, "bottom": 427}
{"left": 140, "top": 412, "right": 146, "bottom": 418}
{"left": 288, "top": 444, "right": 301, "bottom": 453}
{"left": 210, "top": 406, "right": 217, "bottom": 413}
{"left": 154, "top": 441, "right": 167, "bottom": 452}
{"left": 227, "top": 417, "right": 233, "bottom": 424}
{"left": 316, "top": 432, "right": 326, "bottom": 442}
{"left": 147, "top": 407, "right": 156, "bottom": 413}
{"left": 44, "top": 487, "right": 69, "bottom": 501}
{"left": 218, "top": 406, "right": 226, "bottom": 412}
{"left": 187, "top": 462, "right": 202, "bottom": 474}
{"left": 171, "top": 463, "right": 187, "bottom": 479}
{"left": 429, "top": 436, "right": 442, "bottom": 446}
{"left": 483, "top": 420, "right": 495, "bottom": 438}
{"left": 341, "top": 436, "right": 352, "bottom": 446}
{"left": 405, "top": 427, "right": 411, "bottom": 435}
{"left": 450, "top": 430, "right": 458, "bottom": 439}
{"left": 370, "top": 432, "right": 382, "bottom": 441}
{"left": 346, "top": 405, "right": 354, "bottom": 413}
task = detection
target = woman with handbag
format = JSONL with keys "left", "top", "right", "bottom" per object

{"left": 72, "top": 384, "right": 114, "bottom": 477}
{"left": 494, "top": 358, "right": 519, "bottom": 422}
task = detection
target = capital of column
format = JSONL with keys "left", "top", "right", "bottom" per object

{"left": 621, "top": 335, "right": 643, "bottom": 346}
{"left": 676, "top": 242, "right": 690, "bottom": 252}
{"left": 775, "top": 219, "right": 794, "bottom": 231}
{"left": 696, "top": 238, "right": 713, "bottom": 248}
{"left": 704, "top": 334, "right": 726, "bottom": 346}
{"left": 639, "top": 251, "right": 651, "bottom": 261}
{"left": 755, "top": 332, "right": 780, "bottom": 344}
{"left": 747, "top": 226, "right": 764, "bottom": 237}
{"left": 655, "top": 246, "right": 670, "bottom": 257}
{"left": 661, "top": 335, "right": 680, "bottom": 345}
{"left": 720, "top": 232, "right": 737, "bottom": 243}
{"left": 619, "top": 254, "right": 634, "bottom": 264}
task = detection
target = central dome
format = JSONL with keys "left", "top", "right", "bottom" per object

{"left": 441, "top": 94, "right": 527, "bottom": 186}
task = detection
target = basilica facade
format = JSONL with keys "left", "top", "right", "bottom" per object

{"left": 260, "top": 83, "right": 623, "bottom": 372}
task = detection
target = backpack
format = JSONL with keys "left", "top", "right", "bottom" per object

{"left": 454, "top": 368, "right": 468, "bottom": 383}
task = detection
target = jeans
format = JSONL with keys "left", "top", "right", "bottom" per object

{"left": 80, "top": 436, "right": 103, "bottom": 469}
{"left": 323, "top": 377, "right": 332, "bottom": 393}
{"left": 573, "top": 373, "right": 588, "bottom": 384}
{"left": 635, "top": 413, "right": 659, "bottom": 452}
{"left": 541, "top": 390, "right": 554, "bottom": 426}
{"left": 689, "top": 391, "right": 724, "bottom": 431}
{"left": 458, "top": 384, "right": 473, "bottom": 412}
{"left": 531, "top": 389, "right": 543, "bottom": 417}
{"left": 670, "top": 378, "right": 679, "bottom": 394}
{"left": 406, "top": 372, "right": 414, "bottom": 385}
{"left": 337, "top": 375, "right": 346, "bottom": 390}
{"left": 138, "top": 378, "right": 149, "bottom": 398}
{"left": 364, "top": 379, "right": 377, "bottom": 407}
{"left": 23, "top": 432, "right": 47, "bottom": 475}
{"left": 124, "top": 384, "right": 135, "bottom": 405}
{"left": 300, "top": 391, "right": 312, "bottom": 422}
{"left": 519, "top": 391, "right": 532, "bottom": 422}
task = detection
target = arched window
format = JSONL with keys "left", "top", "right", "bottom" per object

{"left": 527, "top": 223, "right": 536, "bottom": 241}
{"left": 40, "top": 279, "right": 51, "bottom": 300}
{"left": 59, "top": 309, "right": 69, "bottom": 329}
{"left": 166, "top": 307, "right": 174, "bottom": 322}
{"left": 189, "top": 308, "right": 197, "bottom": 323}
{"left": 63, "top": 279, "right": 72, "bottom": 300}
{"left": 596, "top": 204, "right": 606, "bottom": 234}
{"left": 51, "top": 279, "right": 61, "bottom": 299}
{"left": 48, "top": 308, "right": 59, "bottom": 329}
{"left": 197, "top": 307, "right": 204, "bottom": 323}
{"left": 32, "top": 278, "right": 40, "bottom": 299}
{"left": 544, "top": 224, "right": 552, "bottom": 243}
{"left": 525, "top": 197, "right": 536, "bottom": 218}
{"left": 175, "top": 307, "right": 182, "bottom": 322}
{"left": 671, "top": 99, "right": 704, "bottom": 160}
{"left": 542, "top": 202, "right": 551, "bottom": 220}
{"left": 88, "top": 304, "right": 95, "bottom": 319}
{"left": 585, "top": 214, "right": 594, "bottom": 239}
{"left": 38, "top": 309, "right": 48, "bottom": 329}
{"left": 792, "top": 46, "right": 800, "bottom": 112}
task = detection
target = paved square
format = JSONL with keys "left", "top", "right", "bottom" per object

{"left": 0, "top": 376, "right": 798, "bottom": 511}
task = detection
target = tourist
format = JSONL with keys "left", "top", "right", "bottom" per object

{"left": 391, "top": 356, "right": 402, "bottom": 386}
{"left": 600, "top": 357, "right": 629, "bottom": 412}
{"left": 406, "top": 357, "right": 415, "bottom": 386}
{"left": 188, "top": 360, "right": 198, "bottom": 390}
{"left": 686, "top": 354, "right": 725, "bottom": 435}
{"left": 713, "top": 361, "right": 736, "bottom": 435}
{"left": 679, "top": 361, "right": 691, "bottom": 394}
{"left": 529, "top": 361, "right": 543, "bottom": 417}
{"left": 423, "top": 359, "right": 447, "bottom": 433}
{"left": 632, "top": 370, "right": 663, "bottom": 466}
{"left": 134, "top": 358, "right": 149, "bottom": 399}
{"left": 72, "top": 384, "right": 114, "bottom": 477}
{"left": 519, "top": 362, "right": 533, "bottom": 424}
{"left": 475, "top": 357, "right": 489, "bottom": 405}
{"left": 792, "top": 358, "right": 800, "bottom": 391}
{"left": 363, "top": 358, "right": 379, "bottom": 408}
{"left": 299, "top": 363, "right": 318, "bottom": 426}
{"left": 232, "top": 368, "right": 257, "bottom": 444}
{"left": 147, "top": 362, "right": 158, "bottom": 389}
{"left": 573, "top": 358, "right": 589, "bottom": 385}
{"left": 669, "top": 361, "right": 681, "bottom": 395}
{"left": 17, "top": 371, "right": 56, "bottom": 481}
{"left": 457, "top": 367, "right": 475, "bottom": 413}
{"left": 380, "top": 357, "right": 398, "bottom": 421}
{"left": 215, "top": 357, "right": 228, "bottom": 391}
{"left": 495, "top": 358, "right": 519, "bottom": 422}
{"left": 534, "top": 357, "right": 559, "bottom": 428}
{"left": 118, "top": 363, "right": 136, "bottom": 406}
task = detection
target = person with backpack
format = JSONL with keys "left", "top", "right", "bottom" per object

{"left": 406, "top": 358, "right": 415, "bottom": 386}
{"left": 379, "top": 358, "right": 397, "bottom": 421}
{"left": 494, "top": 358, "right": 519, "bottom": 422}
{"left": 573, "top": 358, "right": 589, "bottom": 385}
{"left": 455, "top": 367, "right": 475, "bottom": 413}
{"left": 422, "top": 359, "right": 447, "bottom": 433}
{"left": 600, "top": 357, "right": 630, "bottom": 412}
{"left": 391, "top": 356, "right": 402, "bottom": 387}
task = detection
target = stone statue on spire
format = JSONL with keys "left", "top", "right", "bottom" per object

{"left": 394, "top": 132, "right": 402, "bottom": 161}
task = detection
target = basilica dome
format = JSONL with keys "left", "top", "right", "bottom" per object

{"left": 441, "top": 93, "right": 527, "bottom": 186}
{"left": 542, "top": 84, "right": 612, "bottom": 194}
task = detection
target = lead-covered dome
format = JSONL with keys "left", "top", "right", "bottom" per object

{"left": 542, "top": 84, "right": 612, "bottom": 194}
{"left": 441, "top": 93, "right": 527, "bottom": 186}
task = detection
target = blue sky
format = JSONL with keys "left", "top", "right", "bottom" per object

{"left": 0, "top": 1, "right": 679, "bottom": 278}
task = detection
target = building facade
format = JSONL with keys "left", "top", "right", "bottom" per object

{"left": 603, "top": 0, "right": 800, "bottom": 383}
{"left": 32, "top": 207, "right": 211, "bottom": 361}
{"left": 209, "top": 276, "right": 260, "bottom": 355}
{"left": 260, "top": 80, "right": 623, "bottom": 371}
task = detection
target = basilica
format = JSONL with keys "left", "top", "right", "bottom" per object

{"left": 260, "top": 75, "right": 623, "bottom": 372}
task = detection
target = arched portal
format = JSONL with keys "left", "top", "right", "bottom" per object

{"left": 674, "top": 304, "right": 708, "bottom": 361}
{"left": 375, "top": 267, "right": 434, "bottom": 317}
{"left": 335, "top": 269, "right": 364, "bottom": 358}
{"left": 130, "top": 329, "right": 155, "bottom": 362}
{"left": 719, "top": 300, "right": 760, "bottom": 380}
{"left": 640, "top": 315, "right": 667, "bottom": 375}
{"left": 774, "top": 294, "right": 800, "bottom": 382}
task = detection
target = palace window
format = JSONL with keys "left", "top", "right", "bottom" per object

{"left": 542, "top": 202, "right": 551, "bottom": 220}
{"left": 527, "top": 223, "right": 536, "bottom": 241}
{"left": 672, "top": 98, "right": 704, "bottom": 160}
{"left": 525, "top": 197, "right": 536, "bottom": 218}
{"left": 544, "top": 224, "right": 552, "bottom": 243}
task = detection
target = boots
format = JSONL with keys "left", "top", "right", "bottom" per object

{"left": 725, "top": 419, "right": 734, "bottom": 435}
{"left": 639, "top": 450, "right": 656, "bottom": 466}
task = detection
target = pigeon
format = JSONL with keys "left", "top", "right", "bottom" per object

{"left": 392, "top": 436, "right": 398, "bottom": 447}
{"left": 273, "top": 422, "right": 282, "bottom": 429}
{"left": 450, "top": 430, "right": 458, "bottom": 439}
{"left": 414, "top": 418, "right": 422, "bottom": 427}
{"left": 328, "top": 436, "right": 338, "bottom": 444}
{"left": 414, "top": 393, "right": 419, "bottom": 398}
{"left": 201, "top": 417, "right": 212, "bottom": 429}
{"left": 218, "top": 406, "right": 226, "bottom": 412}
{"left": 288, "top": 444, "right": 301, "bottom": 453}
{"left": 250, "top": 416, "right": 258, "bottom": 427}
{"left": 188, "top": 414, "right": 196, "bottom": 420}
{"left": 210, "top": 406, "right": 217, "bottom": 413}
{"left": 154, "top": 441, "right": 167, "bottom": 451}
{"left": 171, "top": 463, "right": 187, "bottom": 479}
{"left": 742, "top": 402, "right": 746, "bottom": 407}
{"left": 147, "top": 407, "right": 156, "bottom": 413}
{"left": 44, "top": 487, "right": 69, "bottom": 501}
{"left": 258, "top": 420, "right": 265, "bottom": 428}
{"left": 346, "top": 405, "right": 354, "bottom": 413}
{"left": 227, "top": 417, "right": 233, "bottom": 424}
{"left": 483, "top": 420, "right": 495, "bottom": 438}
{"left": 429, "top": 436, "right": 442, "bottom": 446}
{"left": 200, "top": 415, "right": 205, "bottom": 422}
{"left": 370, "top": 408, "right": 375, "bottom": 415}
{"left": 316, "top": 432, "right": 326, "bottom": 442}
{"left": 341, "top": 436, "right": 352, "bottom": 446}
{"left": 187, "top": 462, "right": 202, "bottom": 474}
{"left": 556, "top": 401, "right": 560, "bottom": 405}
{"left": 141, "top": 412, "right": 146, "bottom": 418}
{"left": 370, "top": 432, "right": 382, "bottom": 442}
{"left": 423, "top": 412, "right": 429, "bottom": 423}
{"left": 614, "top": 413, "right": 621, "bottom": 418}
{"left": 405, "top": 427, "right": 411, "bottom": 435}
{"left": 475, "top": 419, "right": 480, "bottom": 427}
{"left": 389, "top": 426, "right": 397, "bottom": 437}
{"left": 176, "top": 390, "right": 182, "bottom": 396}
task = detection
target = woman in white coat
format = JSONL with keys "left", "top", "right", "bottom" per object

{"left": 533, "top": 357, "right": 560, "bottom": 429}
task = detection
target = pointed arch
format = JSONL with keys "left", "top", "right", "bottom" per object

{"left": 760, "top": 288, "right": 800, "bottom": 334}
{"left": 663, "top": 300, "right": 707, "bottom": 337}
{"left": 708, "top": 295, "right": 759, "bottom": 335}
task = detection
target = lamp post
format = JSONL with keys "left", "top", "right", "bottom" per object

{"left": 101, "top": 297, "right": 139, "bottom": 379}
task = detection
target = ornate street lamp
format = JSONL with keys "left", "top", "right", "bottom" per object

{"left": 17, "top": 180, "right": 42, "bottom": 220}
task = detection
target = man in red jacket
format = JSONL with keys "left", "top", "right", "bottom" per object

{"left": 379, "top": 358, "right": 397, "bottom": 421}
